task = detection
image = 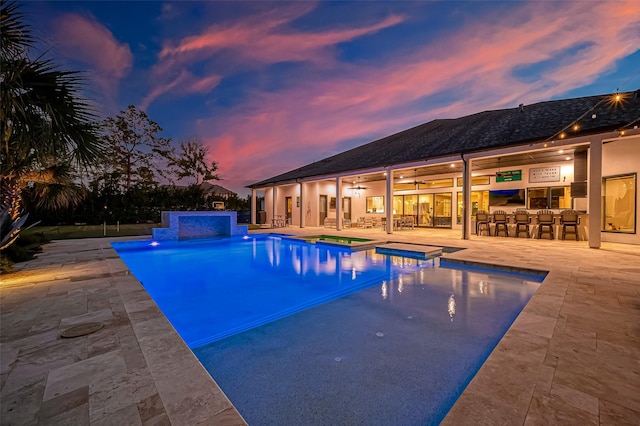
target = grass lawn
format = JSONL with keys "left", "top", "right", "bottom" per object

{"left": 23, "top": 224, "right": 159, "bottom": 240}
{"left": 23, "top": 223, "right": 262, "bottom": 240}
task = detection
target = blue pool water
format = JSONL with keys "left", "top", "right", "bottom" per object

{"left": 112, "top": 234, "right": 431, "bottom": 347}
{"left": 113, "top": 234, "right": 544, "bottom": 425}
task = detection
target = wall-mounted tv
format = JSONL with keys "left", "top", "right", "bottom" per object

{"left": 489, "top": 189, "right": 525, "bottom": 206}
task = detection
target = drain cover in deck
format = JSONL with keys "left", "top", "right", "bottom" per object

{"left": 60, "top": 322, "right": 104, "bottom": 338}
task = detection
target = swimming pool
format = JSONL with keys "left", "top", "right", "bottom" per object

{"left": 113, "top": 234, "right": 544, "bottom": 424}
{"left": 112, "top": 234, "right": 431, "bottom": 347}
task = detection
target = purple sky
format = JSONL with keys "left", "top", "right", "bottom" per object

{"left": 27, "top": 1, "right": 640, "bottom": 195}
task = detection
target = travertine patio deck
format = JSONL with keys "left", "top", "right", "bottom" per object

{"left": 1, "top": 228, "right": 639, "bottom": 425}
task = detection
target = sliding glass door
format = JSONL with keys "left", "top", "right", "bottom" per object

{"left": 394, "top": 193, "right": 452, "bottom": 228}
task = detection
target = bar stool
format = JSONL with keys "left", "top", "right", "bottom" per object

{"left": 560, "top": 210, "right": 580, "bottom": 240}
{"left": 475, "top": 211, "right": 490, "bottom": 236}
{"left": 492, "top": 210, "right": 509, "bottom": 237}
{"left": 514, "top": 209, "right": 531, "bottom": 238}
{"left": 536, "top": 210, "right": 555, "bottom": 239}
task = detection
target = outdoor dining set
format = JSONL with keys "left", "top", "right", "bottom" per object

{"left": 475, "top": 209, "right": 581, "bottom": 240}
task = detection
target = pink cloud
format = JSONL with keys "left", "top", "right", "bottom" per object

{"left": 140, "top": 70, "right": 221, "bottom": 110}
{"left": 193, "top": 0, "right": 640, "bottom": 195}
{"left": 51, "top": 13, "right": 132, "bottom": 104}
{"left": 144, "top": 4, "right": 404, "bottom": 110}
{"left": 160, "top": 13, "right": 404, "bottom": 65}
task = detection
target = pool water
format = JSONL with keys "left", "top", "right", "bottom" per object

{"left": 113, "top": 234, "right": 544, "bottom": 425}
{"left": 112, "top": 234, "right": 430, "bottom": 347}
{"left": 196, "top": 261, "right": 543, "bottom": 425}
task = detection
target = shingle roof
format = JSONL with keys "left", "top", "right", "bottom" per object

{"left": 248, "top": 90, "right": 640, "bottom": 188}
{"left": 200, "top": 182, "right": 236, "bottom": 196}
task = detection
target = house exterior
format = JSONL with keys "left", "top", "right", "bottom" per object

{"left": 199, "top": 182, "right": 236, "bottom": 199}
{"left": 248, "top": 90, "right": 640, "bottom": 247}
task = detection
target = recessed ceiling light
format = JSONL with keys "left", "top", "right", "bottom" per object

{"left": 565, "top": 157, "right": 571, "bottom": 161}
{"left": 450, "top": 164, "right": 455, "bottom": 168}
{"left": 559, "top": 150, "right": 564, "bottom": 154}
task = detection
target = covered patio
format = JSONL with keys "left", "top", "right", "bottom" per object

{"left": 249, "top": 90, "right": 640, "bottom": 249}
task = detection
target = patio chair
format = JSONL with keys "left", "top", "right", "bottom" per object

{"left": 536, "top": 210, "right": 556, "bottom": 239}
{"left": 513, "top": 209, "right": 531, "bottom": 238}
{"left": 364, "top": 217, "right": 374, "bottom": 228}
{"left": 400, "top": 216, "right": 414, "bottom": 230}
{"left": 560, "top": 210, "right": 580, "bottom": 240}
{"left": 475, "top": 211, "right": 490, "bottom": 236}
{"left": 492, "top": 210, "right": 509, "bottom": 237}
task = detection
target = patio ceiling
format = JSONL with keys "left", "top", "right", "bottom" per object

{"left": 347, "top": 145, "right": 586, "bottom": 184}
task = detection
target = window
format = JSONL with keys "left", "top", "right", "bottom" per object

{"left": 456, "top": 191, "right": 489, "bottom": 224}
{"left": 393, "top": 182, "right": 415, "bottom": 191}
{"left": 418, "top": 178, "right": 453, "bottom": 189}
{"left": 366, "top": 196, "right": 384, "bottom": 214}
{"left": 456, "top": 176, "right": 491, "bottom": 186}
{"left": 527, "top": 186, "right": 571, "bottom": 209}
{"left": 392, "top": 195, "right": 417, "bottom": 216}
{"left": 393, "top": 177, "right": 454, "bottom": 191}
{"left": 602, "top": 174, "right": 636, "bottom": 233}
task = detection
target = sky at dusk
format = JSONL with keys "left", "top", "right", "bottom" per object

{"left": 25, "top": 1, "right": 640, "bottom": 195}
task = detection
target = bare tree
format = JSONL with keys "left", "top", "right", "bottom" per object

{"left": 164, "top": 138, "right": 220, "bottom": 185}
{"left": 102, "top": 105, "right": 171, "bottom": 191}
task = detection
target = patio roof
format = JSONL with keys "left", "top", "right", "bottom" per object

{"left": 248, "top": 90, "right": 640, "bottom": 188}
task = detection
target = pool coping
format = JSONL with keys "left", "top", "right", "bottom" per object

{"left": 280, "top": 233, "right": 385, "bottom": 250}
{"left": 2, "top": 228, "right": 639, "bottom": 424}
{"left": 440, "top": 257, "right": 549, "bottom": 277}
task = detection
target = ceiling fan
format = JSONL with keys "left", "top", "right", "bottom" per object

{"left": 486, "top": 157, "right": 508, "bottom": 177}
{"left": 347, "top": 177, "right": 369, "bottom": 190}
{"left": 494, "top": 158, "right": 504, "bottom": 178}
{"left": 411, "top": 169, "right": 425, "bottom": 189}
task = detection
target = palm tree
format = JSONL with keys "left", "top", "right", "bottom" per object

{"left": 1, "top": 0, "right": 106, "bottom": 223}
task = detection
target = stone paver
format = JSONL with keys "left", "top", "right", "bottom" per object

{"left": 1, "top": 228, "right": 639, "bottom": 425}
{"left": 1, "top": 237, "right": 246, "bottom": 425}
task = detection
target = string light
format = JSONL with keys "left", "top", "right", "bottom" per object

{"left": 545, "top": 88, "right": 634, "bottom": 143}
{"left": 616, "top": 113, "right": 640, "bottom": 137}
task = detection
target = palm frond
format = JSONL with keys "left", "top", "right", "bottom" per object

{"left": 0, "top": 1, "right": 33, "bottom": 60}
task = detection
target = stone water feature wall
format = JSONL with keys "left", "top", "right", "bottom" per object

{"left": 152, "top": 211, "right": 248, "bottom": 240}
